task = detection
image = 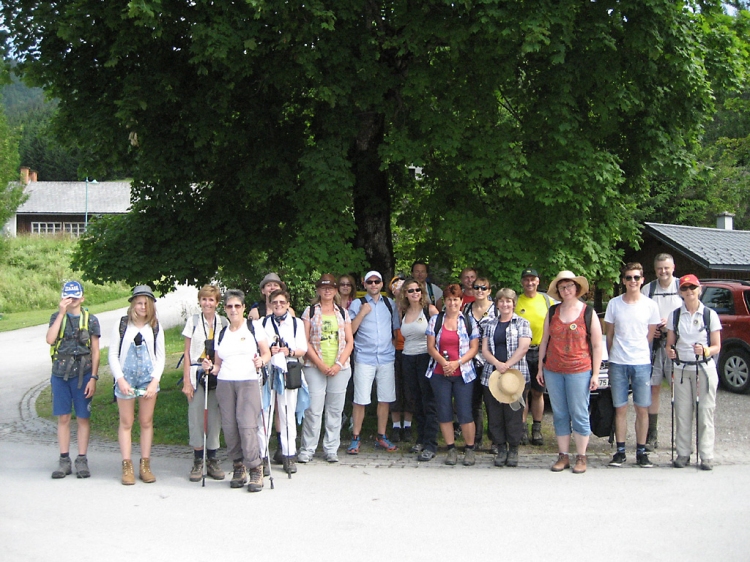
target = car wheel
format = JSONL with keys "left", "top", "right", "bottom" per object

{"left": 719, "top": 348, "right": 750, "bottom": 394}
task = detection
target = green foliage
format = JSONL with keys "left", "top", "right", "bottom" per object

{"left": 0, "top": 235, "right": 131, "bottom": 313}
{"left": 5, "top": 0, "right": 746, "bottom": 295}
{"left": 0, "top": 100, "right": 24, "bottom": 226}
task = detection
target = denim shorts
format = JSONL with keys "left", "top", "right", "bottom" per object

{"left": 429, "top": 374, "right": 474, "bottom": 424}
{"left": 51, "top": 374, "right": 92, "bottom": 418}
{"left": 609, "top": 363, "right": 652, "bottom": 408}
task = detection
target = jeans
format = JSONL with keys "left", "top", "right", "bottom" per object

{"left": 403, "top": 353, "right": 438, "bottom": 452}
{"left": 544, "top": 369, "right": 592, "bottom": 437}
{"left": 609, "top": 363, "right": 652, "bottom": 408}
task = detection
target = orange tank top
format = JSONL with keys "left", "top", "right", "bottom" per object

{"left": 545, "top": 305, "right": 592, "bottom": 374}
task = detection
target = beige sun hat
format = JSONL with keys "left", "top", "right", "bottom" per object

{"left": 547, "top": 270, "right": 590, "bottom": 300}
{"left": 488, "top": 369, "right": 526, "bottom": 411}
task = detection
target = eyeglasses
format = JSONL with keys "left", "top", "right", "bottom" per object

{"left": 225, "top": 303, "right": 243, "bottom": 309}
{"left": 365, "top": 279, "right": 382, "bottom": 285}
{"left": 339, "top": 283, "right": 352, "bottom": 287}
{"left": 406, "top": 288, "right": 421, "bottom": 294}
{"left": 558, "top": 283, "right": 577, "bottom": 292}
{"left": 623, "top": 275, "right": 642, "bottom": 282}
{"left": 271, "top": 300, "right": 288, "bottom": 306}
{"left": 472, "top": 285, "right": 489, "bottom": 291}
{"left": 680, "top": 285, "right": 699, "bottom": 292}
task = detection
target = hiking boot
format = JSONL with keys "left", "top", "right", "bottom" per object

{"left": 74, "top": 455, "right": 90, "bottom": 478}
{"left": 189, "top": 458, "right": 203, "bottom": 482}
{"left": 520, "top": 425, "right": 530, "bottom": 446}
{"left": 700, "top": 458, "right": 714, "bottom": 471}
{"left": 551, "top": 453, "right": 570, "bottom": 472}
{"left": 418, "top": 449, "right": 436, "bottom": 462}
{"left": 247, "top": 466, "right": 264, "bottom": 492}
{"left": 230, "top": 462, "right": 247, "bottom": 488}
{"left": 272, "top": 448, "right": 284, "bottom": 465}
{"left": 506, "top": 445, "right": 519, "bottom": 467}
{"left": 494, "top": 444, "right": 508, "bottom": 467}
{"left": 262, "top": 457, "right": 270, "bottom": 477}
{"left": 645, "top": 427, "right": 658, "bottom": 452}
{"left": 121, "top": 460, "right": 135, "bottom": 486}
{"left": 636, "top": 452, "right": 654, "bottom": 468}
{"left": 402, "top": 426, "right": 413, "bottom": 442}
{"left": 391, "top": 427, "right": 402, "bottom": 443}
{"left": 374, "top": 434, "right": 398, "bottom": 451}
{"left": 531, "top": 421, "right": 544, "bottom": 446}
{"left": 572, "top": 454, "right": 587, "bottom": 474}
{"left": 283, "top": 456, "right": 297, "bottom": 474}
{"left": 410, "top": 443, "right": 424, "bottom": 454}
{"left": 463, "top": 447, "right": 476, "bottom": 466}
{"left": 52, "top": 456, "right": 72, "bottom": 479}
{"left": 445, "top": 448, "right": 458, "bottom": 466}
{"left": 609, "top": 452, "right": 626, "bottom": 467}
{"left": 139, "top": 458, "right": 156, "bottom": 483}
{"left": 673, "top": 455, "right": 690, "bottom": 469}
{"left": 490, "top": 444, "right": 499, "bottom": 456}
{"left": 206, "top": 458, "right": 225, "bottom": 480}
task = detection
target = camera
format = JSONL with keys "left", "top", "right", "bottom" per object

{"left": 204, "top": 339, "right": 216, "bottom": 362}
{"left": 76, "top": 328, "right": 90, "bottom": 345}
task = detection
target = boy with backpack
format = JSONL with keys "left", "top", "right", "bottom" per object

{"left": 46, "top": 281, "right": 101, "bottom": 479}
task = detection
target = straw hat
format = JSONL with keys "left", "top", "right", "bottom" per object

{"left": 547, "top": 270, "right": 589, "bottom": 300}
{"left": 488, "top": 369, "right": 526, "bottom": 411}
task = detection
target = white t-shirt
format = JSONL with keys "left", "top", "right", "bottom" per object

{"left": 641, "top": 279, "right": 683, "bottom": 320}
{"left": 604, "top": 294, "right": 660, "bottom": 365}
{"left": 667, "top": 303, "right": 722, "bottom": 360}
{"left": 216, "top": 321, "right": 268, "bottom": 381}
{"left": 261, "top": 315, "right": 308, "bottom": 372}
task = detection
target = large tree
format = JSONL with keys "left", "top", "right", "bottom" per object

{"left": 3, "top": 0, "right": 744, "bottom": 291}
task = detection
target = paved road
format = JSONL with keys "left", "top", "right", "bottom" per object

{"left": 3, "top": 285, "right": 750, "bottom": 561}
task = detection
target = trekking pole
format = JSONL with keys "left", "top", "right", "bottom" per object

{"left": 695, "top": 353, "right": 700, "bottom": 469}
{"left": 670, "top": 345, "right": 680, "bottom": 464}
{"left": 202, "top": 372, "right": 209, "bottom": 488}
{"left": 283, "top": 377, "right": 292, "bottom": 480}
{"left": 256, "top": 358, "right": 274, "bottom": 490}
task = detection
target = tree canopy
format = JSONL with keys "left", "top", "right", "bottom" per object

{"left": 3, "top": 0, "right": 747, "bottom": 292}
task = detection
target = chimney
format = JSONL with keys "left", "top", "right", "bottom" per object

{"left": 717, "top": 212, "right": 734, "bottom": 230}
{"left": 20, "top": 167, "right": 29, "bottom": 184}
{"left": 29, "top": 170, "right": 38, "bottom": 182}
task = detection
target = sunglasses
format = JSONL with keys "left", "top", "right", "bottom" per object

{"left": 339, "top": 283, "right": 352, "bottom": 287}
{"left": 680, "top": 285, "right": 699, "bottom": 292}
{"left": 225, "top": 303, "right": 243, "bottom": 309}
{"left": 623, "top": 275, "right": 642, "bottom": 282}
{"left": 472, "top": 285, "right": 489, "bottom": 291}
{"left": 365, "top": 279, "right": 382, "bottom": 285}
{"left": 406, "top": 288, "right": 421, "bottom": 294}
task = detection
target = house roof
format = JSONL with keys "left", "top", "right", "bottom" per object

{"left": 15, "top": 181, "right": 131, "bottom": 215}
{"left": 644, "top": 222, "right": 750, "bottom": 271}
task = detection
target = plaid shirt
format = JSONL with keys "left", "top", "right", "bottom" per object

{"left": 481, "top": 314, "right": 532, "bottom": 385}
{"left": 425, "top": 312, "right": 479, "bottom": 383}
{"left": 301, "top": 303, "right": 351, "bottom": 368}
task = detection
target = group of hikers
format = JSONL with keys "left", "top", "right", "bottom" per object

{"left": 47, "top": 253, "right": 721, "bottom": 490}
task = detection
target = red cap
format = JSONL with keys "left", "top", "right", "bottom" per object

{"left": 678, "top": 274, "right": 701, "bottom": 288}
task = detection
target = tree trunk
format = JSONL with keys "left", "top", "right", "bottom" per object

{"left": 351, "top": 112, "right": 394, "bottom": 282}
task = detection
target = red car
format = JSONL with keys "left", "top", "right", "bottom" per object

{"left": 700, "top": 280, "right": 750, "bottom": 393}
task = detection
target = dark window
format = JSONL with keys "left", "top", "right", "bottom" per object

{"left": 701, "top": 287, "right": 734, "bottom": 315}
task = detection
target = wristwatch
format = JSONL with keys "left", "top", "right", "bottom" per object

{"left": 91, "top": 374, "right": 99, "bottom": 381}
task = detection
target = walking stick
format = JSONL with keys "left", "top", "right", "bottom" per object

{"left": 283, "top": 379, "right": 292, "bottom": 480}
{"left": 202, "top": 373, "right": 209, "bottom": 487}
{"left": 671, "top": 361, "right": 675, "bottom": 464}
{"left": 695, "top": 354, "right": 700, "bottom": 468}
{"left": 257, "top": 359, "right": 275, "bottom": 490}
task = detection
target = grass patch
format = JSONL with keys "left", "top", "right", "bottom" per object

{"left": 0, "top": 297, "right": 131, "bottom": 332}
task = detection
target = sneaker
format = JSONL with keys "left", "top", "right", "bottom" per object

{"left": 74, "top": 455, "right": 90, "bottom": 479}
{"left": 531, "top": 422, "right": 544, "bottom": 446}
{"left": 374, "top": 434, "right": 398, "bottom": 451}
{"left": 391, "top": 427, "right": 402, "bottom": 443}
{"left": 247, "top": 466, "right": 264, "bottom": 492}
{"left": 189, "top": 458, "right": 203, "bottom": 482}
{"left": 52, "top": 456, "right": 72, "bottom": 479}
{"left": 282, "top": 456, "right": 297, "bottom": 474}
{"left": 262, "top": 457, "right": 271, "bottom": 477}
{"left": 463, "top": 447, "right": 476, "bottom": 466}
{"left": 494, "top": 445, "right": 508, "bottom": 467}
{"left": 609, "top": 452, "right": 626, "bottom": 467}
{"left": 636, "top": 452, "right": 654, "bottom": 468}
{"left": 551, "top": 453, "right": 570, "bottom": 472}
{"left": 272, "top": 448, "right": 284, "bottom": 465}
{"left": 347, "top": 436, "right": 360, "bottom": 455}
{"left": 230, "top": 462, "right": 247, "bottom": 488}
{"left": 410, "top": 443, "right": 424, "bottom": 454}
{"left": 325, "top": 452, "right": 339, "bottom": 463}
{"left": 418, "top": 449, "right": 436, "bottom": 462}
{"left": 673, "top": 455, "right": 690, "bottom": 469}
{"left": 206, "top": 458, "right": 225, "bottom": 480}
{"left": 445, "top": 448, "right": 458, "bottom": 466}
{"left": 700, "top": 459, "right": 714, "bottom": 471}
{"left": 297, "top": 450, "right": 313, "bottom": 463}
{"left": 402, "top": 426, "right": 413, "bottom": 442}
{"left": 506, "top": 445, "right": 519, "bottom": 467}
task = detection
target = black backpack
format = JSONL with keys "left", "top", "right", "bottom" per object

{"left": 590, "top": 388, "right": 615, "bottom": 438}
{"left": 433, "top": 310, "right": 473, "bottom": 338}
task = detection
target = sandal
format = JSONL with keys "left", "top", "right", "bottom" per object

{"left": 347, "top": 436, "right": 360, "bottom": 455}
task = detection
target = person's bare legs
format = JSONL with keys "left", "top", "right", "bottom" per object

{"left": 57, "top": 414, "right": 71, "bottom": 454}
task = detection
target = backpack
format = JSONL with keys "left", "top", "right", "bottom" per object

{"left": 648, "top": 278, "right": 680, "bottom": 299}
{"left": 549, "top": 303, "right": 595, "bottom": 357}
{"left": 118, "top": 316, "right": 160, "bottom": 357}
{"left": 218, "top": 317, "right": 259, "bottom": 346}
{"left": 50, "top": 309, "right": 90, "bottom": 362}
{"left": 359, "top": 296, "right": 394, "bottom": 321}
{"left": 589, "top": 388, "right": 615, "bottom": 438}
{"left": 433, "top": 310, "right": 474, "bottom": 338}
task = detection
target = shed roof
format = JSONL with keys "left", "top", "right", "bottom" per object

{"left": 644, "top": 222, "right": 750, "bottom": 271}
{"left": 15, "top": 181, "right": 131, "bottom": 215}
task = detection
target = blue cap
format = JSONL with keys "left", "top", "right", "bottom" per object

{"left": 61, "top": 281, "right": 83, "bottom": 299}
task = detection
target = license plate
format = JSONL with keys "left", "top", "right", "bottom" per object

{"left": 598, "top": 376, "right": 609, "bottom": 389}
